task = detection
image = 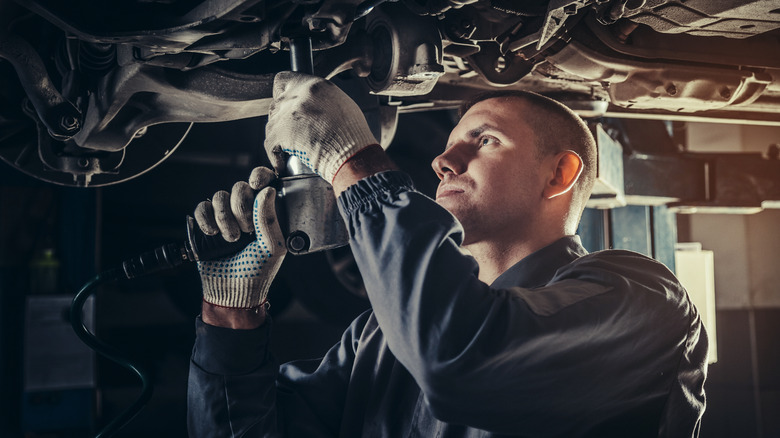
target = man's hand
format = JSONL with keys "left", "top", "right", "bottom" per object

{"left": 194, "top": 167, "right": 276, "bottom": 242}
{"left": 194, "top": 167, "right": 286, "bottom": 328}
{"left": 264, "top": 72, "right": 380, "bottom": 183}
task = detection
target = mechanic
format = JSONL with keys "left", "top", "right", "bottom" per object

{"left": 187, "top": 72, "right": 708, "bottom": 437}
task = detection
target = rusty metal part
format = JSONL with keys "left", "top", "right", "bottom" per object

{"left": 314, "top": 29, "right": 373, "bottom": 78}
{"left": 545, "top": 23, "right": 774, "bottom": 113}
{"left": 364, "top": 2, "right": 444, "bottom": 96}
{"left": 69, "top": 59, "right": 274, "bottom": 151}
{"left": 0, "top": 98, "right": 194, "bottom": 186}
{"left": 466, "top": 42, "right": 535, "bottom": 86}
{"left": 0, "top": 32, "right": 82, "bottom": 140}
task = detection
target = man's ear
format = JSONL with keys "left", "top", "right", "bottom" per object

{"left": 544, "top": 150, "right": 583, "bottom": 199}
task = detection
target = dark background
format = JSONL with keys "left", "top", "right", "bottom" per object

{"left": 1, "top": 112, "right": 778, "bottom": 437}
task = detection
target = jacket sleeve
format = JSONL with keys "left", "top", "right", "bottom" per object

{"left": 337, "top": 171, "right": 706, "bottom": 436}
{"left": 188, "top": 311, "right": 372, "bottom": 438}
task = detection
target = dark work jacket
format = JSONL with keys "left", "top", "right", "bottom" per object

{"left": 188, "top": 171, "right": 708, "bottom": 438}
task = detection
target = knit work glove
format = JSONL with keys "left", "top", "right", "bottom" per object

{"left": 265, "top": 71, "right": 379, "bottom": 183}
{"left": 194, "top": 167, "right": 286, "bottom": 309}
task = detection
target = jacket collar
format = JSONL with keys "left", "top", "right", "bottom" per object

{"left": 489, "top": 235, "right": 588, "bottom": 289}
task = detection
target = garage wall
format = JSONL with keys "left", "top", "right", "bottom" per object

{"left": 684, "top": 123, "right": 780, "bottom": 437}
{"left": 686, "top": 123, "right": 780, "bottom": 309}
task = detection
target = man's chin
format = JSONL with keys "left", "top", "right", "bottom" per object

{"left": 440, "top": 209, "right": 480, "bottom": 246}
{"left": 436, "top": 198, "right": 459, "bottom": 216}
{"left": 437, "top": 201, "right": 469, "bottom": 227}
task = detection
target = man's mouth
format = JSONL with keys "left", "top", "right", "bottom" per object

{"left": 436, "top": 185, "right": 465, "bottom": 200}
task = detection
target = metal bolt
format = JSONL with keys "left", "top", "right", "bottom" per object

{"left": 495, "top": 56, "right": 507, "bottom": 73}
{"left": 78, "top": 158, "right": 90, "bottom": 168}
{"left": 287, "top": 232, "right": 309, "bottom": 253}
{"left": 60, "top": 115, "right": 80, "bottom": 131}
{"left": 308, "top": 18, "right": 326, "bottom": 32}
{"left": 665, "top": 84, "right": 677, "bottom": 96}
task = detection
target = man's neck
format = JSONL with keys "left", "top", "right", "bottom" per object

{"left": 466, "top": 233, "right": 564, "bottom": 285}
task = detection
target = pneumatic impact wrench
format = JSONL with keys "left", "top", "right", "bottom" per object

{"left": 120, "top": 36, "right": 349, "bottom": 279}
{"left": 271, "top": 36, "right": 350, "bottom": 256}
{"left": 68, "top": 36, "right": 351, "bottom": 438}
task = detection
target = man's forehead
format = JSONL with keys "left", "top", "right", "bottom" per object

{"left": 462, "top": 98, "right": 530, "bottom": 123}
{"left": 455, "top": 98, "right": 533, "bottom": 133}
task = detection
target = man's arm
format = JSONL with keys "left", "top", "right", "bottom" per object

{"left": 187, "top": 171, "right": 285, "bottom": 437}
{"left": 331, "top": 144, "right": 397, "bottom": 196}
{"left": 189, "top": 71, "right": 394, "bottom": 437}
{"left": 336, "top": 171, "right": 706, "bottom": 436}
{"left": 188, "top": 309, "right": 370, "bottom": 438}
{"left": 261, "top": 72, "right": 706, "bottom": 436}
{"left": 201, "top": 301, "right": 266, "bottom": 329}
{"left": 188, "top": 315, "right": 277, "bottom": 437}
{"left": 187, "top": 165, "right": 357, "bottom": 438}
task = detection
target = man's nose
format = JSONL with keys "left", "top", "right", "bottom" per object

{"left": 432, "top": 143, "right": 469, "bottom": 180}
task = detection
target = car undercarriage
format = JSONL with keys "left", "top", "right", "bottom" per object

{"left": 3, "top": 3, "right": 780, "bottom": 436}
{"left": 1, "top": 0, "right": 779, "bottom": 187}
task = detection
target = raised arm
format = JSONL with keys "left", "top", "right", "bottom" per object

{"left": 264, "top": 72, "right": 707, "bottom": 436}
{"left": 187, "top": 166, "right": 362, "bottom": 437}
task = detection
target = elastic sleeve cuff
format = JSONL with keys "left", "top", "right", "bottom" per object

{"left": 193, "top": 316, "right": 271, "bottom": 375}
{"left": 337, "top": 170, "right": 416, "bottom": 214}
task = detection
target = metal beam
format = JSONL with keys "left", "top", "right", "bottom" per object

{"left": 587, "top": 122, "right": 780, "bottom": 214}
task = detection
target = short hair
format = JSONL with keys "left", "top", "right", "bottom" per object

{"left": 459, "top": 90, "right": 597, "bottom": 215}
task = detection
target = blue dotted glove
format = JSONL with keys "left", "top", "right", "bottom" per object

{"left": 195, "top": 168, "right": 286, "bottom": 309}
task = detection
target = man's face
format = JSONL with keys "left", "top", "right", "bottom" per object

{"left": 432, "top": 98, "right": 548, "bottom": 244}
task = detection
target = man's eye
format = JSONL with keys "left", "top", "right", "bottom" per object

{"left": 480, "top": 136, "right": 497, "bottom": 147}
